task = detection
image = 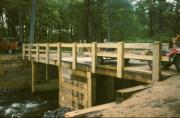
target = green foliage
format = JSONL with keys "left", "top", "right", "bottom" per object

{"left": 0, "top": 0, "right": 179, "bottom": 43}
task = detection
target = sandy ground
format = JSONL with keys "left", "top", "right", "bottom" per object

{"left": 89, "top": 74, "right": 180, "bottom": 117}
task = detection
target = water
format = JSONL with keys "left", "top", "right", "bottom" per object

{"left": 0, "top": 89, "right": 71, "bottom": 118}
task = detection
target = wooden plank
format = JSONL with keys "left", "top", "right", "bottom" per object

{"left": 87, "top": 72, "right": 92, "bottom": 108}
{"left": 97, "top": 52, "right": 117, "bottom": 58}
{"left": 72, "top": 43, "right": 77, "bottom": 70}
{"left": 62, "top": 82, "right": 87, "bottom": 94}
{"left": 46, "top": 43, "right": 49, "bottom": 64}
{"left": 65, "top": 102, "right": 116, "bottom": 117}
{"left": 39, "top": 43, "right": 46, "bottom": 47}
{"left": 117, "top": 42, "right": 124, "bottom": 78}
{"left": 125, "top": 53, "right": 169, "bottom": 61}
{"left": 57, "top": 43, "right": 61, "bottom": 66}
{"left": 32, "top": 61, "right": 36, "bottom": 93}
{"left": 116, "top": 85, "right": 151, "bottom": 103}
{"left": 92, "top": 42, "right": 97, "bottom": 73}
{"left": 36, "top": 43, "right": 39, "bottom": 62}
{"left": 61, "top": 43, "right": 73, "bottom": 48}
{"left": 125, "top": 43, "right": 152, "bottom": 49}
{"left": 116, "top": 85, "right": 151, "bottom": 93}
{"left": 77, "top": 43, "right": 92, "bottom": 48}
{"left": 152, "top": 41, "right": 161, "bottom": 83}
{"left": 22, "top": 44, "right": 25, "bottom": 59}
{"left": 28, "top": 44, "right": 31, "bottom": 60}
{"left": 97, "top": 43, "right": 117, "bottom": 48}
{"left": 49, "top": 43, "right": 58, "bottom": 47}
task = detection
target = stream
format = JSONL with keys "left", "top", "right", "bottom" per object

{"left": 0, "top": 89, "right": 71, "bottom": 118}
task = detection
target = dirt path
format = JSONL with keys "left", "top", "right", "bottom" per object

{"left": 90, "top": 74, "right": 180, "bottom": 117}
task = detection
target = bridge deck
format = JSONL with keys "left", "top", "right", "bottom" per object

{"left": 25, "top": 53, "right": 177, "bottom": 84}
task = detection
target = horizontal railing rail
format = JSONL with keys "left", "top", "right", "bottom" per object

{"left": 23, "top": 41, "right": 171, "bottom": 83}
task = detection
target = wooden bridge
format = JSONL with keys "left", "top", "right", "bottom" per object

{"left": 22, "top": 41, "right": 176, "bottom": 110}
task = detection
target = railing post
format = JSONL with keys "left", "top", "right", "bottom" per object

{"left": 92, "top": 42, "right": 97, "bottom": 73}
{"left": 46, "top": 43, "right": 49, "bottom": 64}
{"left": 72, "top": 42, "right": 77, "bottom": 70}
{"left": 152, "top": 41, "right": 161, "bottom": 83}
{"left": 32, "top": 61, "right": 36, "bottom": 93}
{"left": 22, "top": 44, "right": 25, "bottom": 60}
{"left": 29, "top": 43, "right": 31, "bottom": 61}
{"left": 172, "top": 38, "right": 176, "bottom": 48}
{"left": 117, "top": 42, "right": 124, "bottom": 78}
{"left": 57, "top": 43, "right": 61, "bottom": 67}
{"left": 36, "top": 43, "right": 39, "bottom": 62}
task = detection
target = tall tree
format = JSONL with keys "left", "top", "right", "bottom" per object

{"left": 29, "top": 0, "right": 36, "bottom": 43}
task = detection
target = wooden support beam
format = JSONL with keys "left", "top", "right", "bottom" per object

{"left": 32, "top": 61, "right": 36, "bottom": 93}
{"left": 117, "top": 42, "right": 124, "bottom": 78}
{"left": 58, "top": 66, "right": 62, "bottom": 106}
{"left": 46, "top": 64, "right": 49, "bottom": 81}
{"left": 115, "top": 85, "right": 151, "bottom": 103}
{"left": 152, "top": 41, "right": 161, "bottom": 83}
{"left": 72, "top": 43, "right": 77, "bottom": 70}
{"left": 92, "top": 42, "right": 97, "bottom": 73}
{"left": 29, "top": 44, "right": 31, "bottom": 60}
{"left": 22, "top": 44, "right": 25, "bottom": 59}
{"left": 172, "top": 38, "right": 177, "bottom": 48}
{"left": 46, "top": 43, "right": 49, "bottom": 64}
{"left": 36, "top": 43, "right": 39, "bottom": 62}
{"left": 65, "top": 102, "right": 116, "bottom": 117}
{"left": 57, "top": 43, "right": 61, "bottom": 66}
{"left": 87, "top": 72, "right": 92, "bottom": 108}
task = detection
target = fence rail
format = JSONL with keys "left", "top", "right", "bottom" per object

{"left": 23, "top": 42, "right": 171, "bottom": 83}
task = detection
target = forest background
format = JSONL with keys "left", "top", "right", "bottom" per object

{"left": 0, "top": 0, "right": 179, "bottom": 43}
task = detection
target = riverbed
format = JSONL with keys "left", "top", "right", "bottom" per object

{"left": 0, "top": 89, "right": 71, "bottom": 118}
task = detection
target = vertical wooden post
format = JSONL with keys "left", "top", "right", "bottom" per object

{"left": 46, "top": 64, "right": 49, "bottom": 81}
{"left": 92, "top": 42, "right": 97, "bottom": 73}
{"left": 87, "top": 72, "right": 92, "bottom": 107}
{"left": 59, "top": 67, "right": 64, "bottom": 106}
{"left": 57, "top": 43, "right": 61, "bottom": 66}
{"left": 29, "top": 44, "right": 31, "bottom": 60}
{"left": 152, "top": 41, "right": 161, "bottom": 83}
{"left": 172, "top": 38, "right": 176, "bottom": 48}
{"left": 32, "top": 61, "right": 36, "bottom": 93}
{"left": 72, "top": 42, "right": 77, "bottom": 70}
{"left": 22, "top": 44, "right": 25, "bottom": 60}
{"left": 36, "top": 43, "right": 39, "bottom": 62}
{"left": 117, "top": 42, "right": 124, "bottom": 78}
{"left": 46, "top": 43, "right": 49, "bottom": 64}
{"left": 87, "top": 72, "right": 96, "bottom": 107}
{"left": 58, "top": 66, "right": 62, "bottom": 106}
{"left": 46, "top": 43, "right": 49, "bottom": 81}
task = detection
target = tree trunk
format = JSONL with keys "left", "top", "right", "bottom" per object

{"left": 29, "top": 0, "right": 36, "bottom": 43}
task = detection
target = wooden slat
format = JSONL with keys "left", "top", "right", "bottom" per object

{"left": 92, "top": 42, "right": 97, "bottom": 73}
{"left": 117, "top": 42, "right": 124, "bottom": 78}
{"left": 97, "top": 52, "right": 117, "bottom": 58}
{"left": 124, "top": 53, "right": 169, "bottom": 61}
{"left": 49, "top": 43, "right": 58, "bottom": 47}
{"left": 65, "top": 102, "right": 116, "bottom": 117}
{"left": 117, "top": 85, "right": 151, "bottom": 93}
{"left": 62, "top": 82, "right": 87, "bottom": 94}
{"left": 125, "top": 43, "right": 152, "bottom": 49}
{"left": 97, "top": 43, "right": 117, "bottom": 48}
{"left": 61, "top": 43, "right": 73, "bottom": 48}
{"left": 72, "top": 43, "right": 77, "bottom": 69}
{"left": 39, "top": 43, "right": 46, "bottom": 47}
{"left": 22, "top": 44, "right": 25, "bottom": 59}
{"left": 77, "top": 43, "right": 92, "bottom": 48}
{"left": 152, "top": 41, "right": 161, "bottom": 83}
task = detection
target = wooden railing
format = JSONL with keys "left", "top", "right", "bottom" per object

{"left": 23, "top": 42, "right": 170, "bottom": 83}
